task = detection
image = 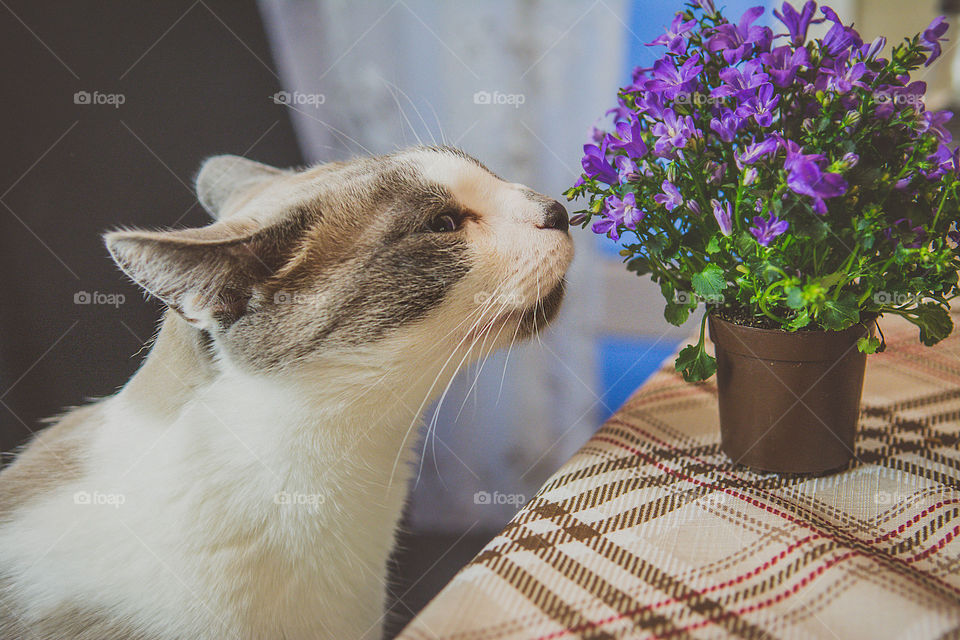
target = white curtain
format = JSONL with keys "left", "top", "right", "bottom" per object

{"left": 258, "top": 0, "right": 627, "bottom": 531}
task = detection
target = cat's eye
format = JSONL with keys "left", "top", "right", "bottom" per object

{"left": 426, "top": 212, "right": 462, "bottom": 233}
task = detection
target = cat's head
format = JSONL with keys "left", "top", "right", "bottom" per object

{"left": 105, "top": 147, "right": 573, "bottom": 374}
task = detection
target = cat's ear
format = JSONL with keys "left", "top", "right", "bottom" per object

{"left": 104, "top": 217, "right": 305, "bottom": 330}
{"left": 195, "top": 155, "right": 283, "bottom": 219}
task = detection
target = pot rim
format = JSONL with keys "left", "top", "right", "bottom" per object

{"left": 708, "top": 312, "right": 875, "bottom": 362}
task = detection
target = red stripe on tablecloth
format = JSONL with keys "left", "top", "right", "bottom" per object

{"left": 532, "top": 499, "right": 960, "bottom": 640}
{"left": 602, "top": 418, "right": 960, "bottom": 573}
{"left": 594, "top": 434, "right": 960, "bottom": 595}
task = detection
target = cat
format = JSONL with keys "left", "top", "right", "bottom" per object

{"left": 0, "top": 146, "right": 573, "bottom": 640}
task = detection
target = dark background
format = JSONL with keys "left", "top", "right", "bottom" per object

{"left": 0, "top": 1, "right": 301, "bottom": 450}
{"left": 0, "top": 2, "right": 482, "bottom": 635}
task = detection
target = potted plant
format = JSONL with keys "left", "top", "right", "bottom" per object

{"left": 566, "top": 0, "right": 960, "bottom": 474}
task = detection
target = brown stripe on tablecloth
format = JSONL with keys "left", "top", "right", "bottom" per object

{"left": 597, "top": 425, "right": 960, "bottom": 606}
{"left": 472, "top": 500, "right": 773, "bottom": 640}
{"left": 605, "top": 411, "right": 955, "bottom": 537}
{"left": 877, "top": 454, "right": 960, "bottom": 495}
{"left": 459, "top": 551, "right": 619, "bottom": 640}
{"left": 863, "top": 387, "right": 960, "bottom": 414}
{"left": 880, "top": 344, "right": 960, "bottom": 385}
{"left": 599, "top": 415, "right": 960, "bottom": 556}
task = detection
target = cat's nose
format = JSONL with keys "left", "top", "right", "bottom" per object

{"left": 539, "top": 201, "right": 569, "bottom": 232}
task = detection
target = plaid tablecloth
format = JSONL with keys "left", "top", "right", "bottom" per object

{"left": 399, "top": 314, "right": 960, "bottom": 640}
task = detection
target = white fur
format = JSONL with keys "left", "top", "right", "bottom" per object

{"left": 0, "top": 150, "right": 572, "bottom": 639}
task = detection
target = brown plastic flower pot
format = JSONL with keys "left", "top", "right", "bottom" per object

{"left": 708, "top": 313, "right": 872, "bottom": 474}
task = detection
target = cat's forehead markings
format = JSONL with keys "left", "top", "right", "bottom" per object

{"left": 412, "top": 152, "right": 508, "bottom": 214}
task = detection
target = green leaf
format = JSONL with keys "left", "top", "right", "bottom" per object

{"left": 857, "top": 336, "right": 882, "bottom": 354}
{"left": 735, "top": 232, "right": 755, "bottom": 255}
{"left": 675, "top": 343, "right": 717, "bottom": 382}
{"left": 664, "top": 302, "right": 690, "bottom": 326}
{"left": 691, "top": 264, "right": 726, "bottom": 298}
{"left": 705, "top": 235, "right": 720, "bottom": 254}
{"left": 646, "top": 234, "right": 670, "bottom": 258}
{"left": 820, "top": 271, "right": 844, "bottom": 288}
{"left": 820, "top": 292, "right": 860, "bottom": 330}
{"left": 659, "top": 279, "right": 675, "bottom": 303}
{"left": 907, "top": 303, "right": 953, "bottom": 346}
{"left": 787, "top": 309, "right": 811, "bottom": 330}
{"left": 626, "top": 256, "right": 651, "bottom": 276}
{"left": 785, "top": 286, "right": 804, "bottom": 310}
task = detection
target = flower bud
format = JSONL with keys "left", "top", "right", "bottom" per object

{"left": 666, "top": 163, "right": 677, "bottom": 182}
{"left": 840, "top": 152, "right": 859, "bottom": 169}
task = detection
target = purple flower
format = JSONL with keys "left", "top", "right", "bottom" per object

{"left": 707, "top": 6, "right": 773, "bottom": 64}
{"left": 874, "top": 81, "right": 926, "bottom": 118}
{"left": 760, "top": 45, "right": 809, "bottom": 87}
{"left": 924, "top": 143, "right": 955, "bottom": 180}
{"left": 635, "top": 91, "right": 667, "bottom": 120}
{"left": 687, "top": 199, "right": 702, "bottom": 214}
{"left": 654, "top": 180, "right": 684, "bottom": 211}
{"left": 711, "top": 199, "right": 733, "bottom": 235}
{"left": 821, "top": 9, "right": 862, "bottom": 56}
{"left": 587, "top": 125, "right": 606, "bottom": 145}
{"left": 581, "top": 141, "right": 618, "bottom": 184}
{"left": 615, "top": 155, "right": 642, "bottom": 183}
{"left": 886, "top": 218, "right": 926, "bottom": 248}
{"left": 858, "top": 36, "right": 886, "bottom": 61}
{"left": 712, "top": 59, "right": 770, "bottom": 98}
{"left": 648, "top": 13, "right": 697, "bottom": 54}
{"left": 694, "top": 0, "right": 717, "bottom": 13}
{"left": 750, "top": 214, "right": 789, "bottom": 246}
{"left": 608, "top": 117, "right": 648, "bottom": 157}
{"left": 605, "top": 98, "right": 633, "bottom": 124}
{"left": 921, "top": 16, "right": 949, "bottom": 66}
{"left": 651, "top": 108, "right": 697, "bottom": 156}
{"left": 706, "top": 161, "right": 727, "bottom": 184}
{"left": 743, "top": 167, "right": 759, "bottom": 185}
{"left": 645, "top": 54, "right": 704, "bottom": 100}
{"left": 783, "top": 141, "right": 847, "bottom": 214}
{"left": 773, "top": 1, "right": 822, "bottom": 46}
{"left": 817, "top": 53, "right": 867, "bottom": 93}
{"left": 709, "top": 109, "right": 742, "bottom": 142}
{"left": 735, "top": 84, "right": 781, "bottom": 127}
{"left": 920, "top": 110, "right": 953, "bottom": 143}
{"left": 735, "top": 136, "right": 780, "bottom": 167}
{"left": 593, "top": 195, "right": 625, "bottom": 240}
{"left": 598, "top": 192, "right": 645, "bottom": 239}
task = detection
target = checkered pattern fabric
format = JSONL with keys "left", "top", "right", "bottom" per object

{"left": 399, "top": 314, "right": 960, "bottom": 640}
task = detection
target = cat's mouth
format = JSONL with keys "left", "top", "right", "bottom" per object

{"left": 466, "top": 279, "right": 566, "bottom": 345}
{"left": 516, "top": 279, "right": 566, "bottom": 338}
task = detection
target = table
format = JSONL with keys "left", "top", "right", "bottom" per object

{"left": 399, "top": 314, "right": 960, "bottom": 640}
